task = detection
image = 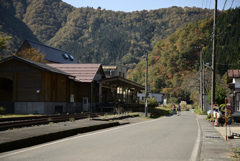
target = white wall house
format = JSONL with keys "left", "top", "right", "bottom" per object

{"left": 227, "top": 70, "right": 240, "bottom": 113}
{"left": 102, "top": 65, "right": 127, "bottom": 78}
{"left": 137, "top": 93, "right": 164, "bottom": 105}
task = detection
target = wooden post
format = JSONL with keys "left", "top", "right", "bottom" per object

{"left": 13, "top": 72, "right": 18, "bottom": 101}
{"left": 42, "top": 71, "right": 45, "bottom": 101}
{"left": 225, "top": 98, "right": 227, "bottom": 141}
{"left": 99, "top": 82, "right": 102, "bottom": 112}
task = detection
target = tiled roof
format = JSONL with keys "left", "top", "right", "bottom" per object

{"left": 22, "top": 39, "right": 78, "bottom": 64}
{"left": 228, "top": 69, "right": 240, "bottom": 78}
{"left": 0, "top": 56, "right": 74, "bottom": 77}
{"left": 47, "top": 64, "right": 102, "bottom": 82}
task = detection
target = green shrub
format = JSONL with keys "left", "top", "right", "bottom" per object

{"left": 69, "top": 117, "right": 75, "bottom": 122}
{"left": 207, "top": 113, "right": 211, "bottom": 119}
{"left": 168, "top": 97, "right": 178, "bottom": 104}
{"left": 0, "top": 107, "right": 5, "bottom": 115}
{"left": 149, "top": 109, "right": 171, "bottom": 118}
{"left": 194, "top": 107, "right": 207, "bottom": 115}
{"left": 148, "top": 97, "right": 159, "bottom": 107}
{"left": 167, "top": 103, "right": 175, "bottom": 109}
{"left": 192, "top": 102, "right": 199, "bottom": 109}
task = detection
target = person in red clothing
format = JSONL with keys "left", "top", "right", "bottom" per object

{"left": 172, "top": 104, "right": 176, "bottom": 114}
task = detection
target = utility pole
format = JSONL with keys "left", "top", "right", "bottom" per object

{"left": 145, "top": 52, "right": 148, "bottom": 117}
{"left": 200, "top": 48, "right": 203, "bottom": 112}
{"left": 203, "top": 60, "right": 205, "bottom": 95}
{"left": 211, "top": 0, "right": 217, "bottom": 120}
{"left": 203, "top": 60, "right": 205, "bottom": 111}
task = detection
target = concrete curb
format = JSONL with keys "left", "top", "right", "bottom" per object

{"left": 0, "top": 122, "right": 119, "bottom": 153}
{"left": 196, "top": 114, "right": 236, "bottom": 160}
{"left": 195, "top": 116, "right": 203, "bottom": 161}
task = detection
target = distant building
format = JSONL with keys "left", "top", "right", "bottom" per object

{"left": 102, "top": 65, "right": 127, "bottom": 78}
{"left": 16, "top": 39, "right": 78, "bottom": 64}
{"left": 227, "top": 69, "right": 240, "bottom": 112}
{"left": 137, "top": 93, "right": 164, "bottom": 105}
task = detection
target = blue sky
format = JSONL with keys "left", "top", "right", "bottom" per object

{"left": 62, "top": 0, "right": 240, "bottom": 12}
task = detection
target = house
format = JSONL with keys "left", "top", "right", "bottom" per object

{"left": 16, "top": 39, "right": 78, "bottom": 64}
{"left": 0, "top": 56, "right": 144, "bottom": 114}
{"left": 227, "top": 69, "right": 240, "bottom": 112}
{"left": 137, "top": 93, "right": 164, "bottom": 105}
{"left": 102, "top": 65, "right": 127, "bottom": 78}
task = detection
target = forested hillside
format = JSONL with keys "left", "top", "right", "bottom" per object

{"left": 128, "top": 8, "right": 240, "bottom": 103}
{"left": 0, "top": 0, "right": 213, "bottom": 68}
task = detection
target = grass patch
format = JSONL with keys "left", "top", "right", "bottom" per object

{"left": 0, "top": 114, "right": 43, "bottom": 118}
{"left": 149, "top": 107, "right": 173, "bottom": 118}
{"left": 233, "top": 147, "right": 240, "bottom": 158}
{"left": 194, "top": 107, "right": 207, "bottom": 115}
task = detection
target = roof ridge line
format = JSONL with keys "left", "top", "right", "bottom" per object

{"left": 26, "top": 39, "right": 72, "bottom": 54}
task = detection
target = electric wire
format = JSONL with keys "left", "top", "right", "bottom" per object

{"left": 222, "top": 0, "right": 228, "bottom": 11}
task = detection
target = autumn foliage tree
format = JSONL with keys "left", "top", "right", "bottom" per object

{"left": 0, "top": 36, "right": 11, "bottom": 60}
{"left": 15, "top": 48, "right": 46, "bottom": 63}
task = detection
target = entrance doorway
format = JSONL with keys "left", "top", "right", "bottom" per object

{"left": 82, "top": 97, "right": 88, "bottom": 111}
{"left": 0, "top": 78, "right": 14, "bottom": 113}
{"left": 0, "top": 78, "right": 13, "bottom": 101}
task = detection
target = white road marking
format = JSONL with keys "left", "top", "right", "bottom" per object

{"left": 190, "top": 118, "right": 201, "bottom": 161}
{"left": 0, "top": 118, "right": 162, "bottom": 158}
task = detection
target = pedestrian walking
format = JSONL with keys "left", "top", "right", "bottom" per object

{"left": 172, "top": 104, "right": 176, "bottom": 114}
{"left": 177, "top": 104, "right": 181, "bottom": 116}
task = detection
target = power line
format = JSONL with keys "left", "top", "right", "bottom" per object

{"left": 217, "top": 0, "right": 235, "bottom": 37}
{"left": 222, "top": 0, "right": 228, "bottom": 11}
{"left": 216, "top": 63, "right": 240, "bottom": 66}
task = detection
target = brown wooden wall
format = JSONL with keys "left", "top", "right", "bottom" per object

{"left": 70, "top": 82, "right": 91, "bottom": 102}
{"left": 0, "top": 59, "right": 42, "bottom": 101}
{"left": 0, "top": 59, "right": 69, "bottom": 102}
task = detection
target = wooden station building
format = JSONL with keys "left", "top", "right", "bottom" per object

{"left": 0, "top": 56, "right": 144, "bottom": 114}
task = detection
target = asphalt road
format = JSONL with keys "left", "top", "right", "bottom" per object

{"left": 0, "top": 111, "right": 200, "bottom": 161}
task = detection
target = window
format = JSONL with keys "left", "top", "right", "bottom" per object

{"left": 237, "top": 93, "right": 240, "bottom": 112}
{"left": 62, "top": 53, "right": 69, "bottom": 59}
{"left": 104, "top": 69, "right": 110, "bottom": 75}
{"left": 123, "top": 73, "right": 125, "bottom": 78}
{"left": 110, "top": 70, "right": 115, "bottom": 76}
{"left": 119, "top": 72, "right": 121, "bottom": 77}
{"left": 69, "top": 55, "right": 75, "bottom": 60}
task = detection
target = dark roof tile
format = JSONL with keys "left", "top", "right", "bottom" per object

{"left": 23, "top": 39, "right": 78, "bottom": 64}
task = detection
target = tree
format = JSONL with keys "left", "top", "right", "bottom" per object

{"left": 15, "top": 48, "right": 46, "bottom": 63}
{"left": 0, "top": 36, "right": 11, "bottom": 60}
{"left": 207, "top": 84, "right": 228, "bottom": 105}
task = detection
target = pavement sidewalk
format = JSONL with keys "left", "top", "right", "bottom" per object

{"left": 196, "top": 115, "right": 240, "bottom": 160}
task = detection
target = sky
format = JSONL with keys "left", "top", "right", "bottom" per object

{"left": 62, "top": 0, "right": 240, "bottom": 12}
